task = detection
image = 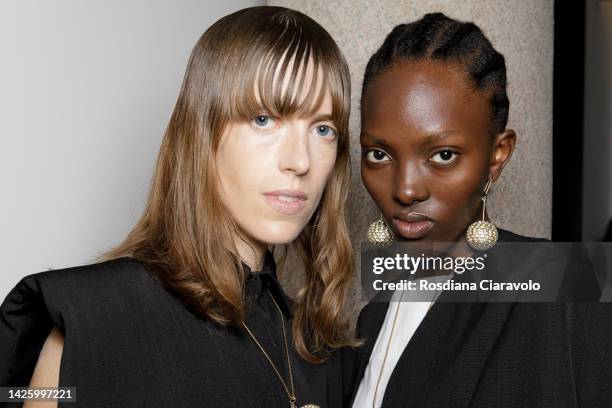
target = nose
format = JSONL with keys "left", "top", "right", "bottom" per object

{"left": 278, "top": 126, "right": 310, "bottom": 175}
{"left": 392, "top": 161, "right": 429, "bottom": 206}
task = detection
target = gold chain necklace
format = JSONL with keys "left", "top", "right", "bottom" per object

{"left": 242, "top": 291, "right": 311, "bottom": 408}
{"left": 371, "top": 290, "right": 436, "bottom": 408}
{"left": 372, "top": 290, "right": 404, "bottom": 408}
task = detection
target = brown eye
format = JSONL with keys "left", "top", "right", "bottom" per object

{"left": 430, "top": 150, "right": 458, "bottom": 164}
{"left": 365, "top": 149, "right": 391, "bottom": 163}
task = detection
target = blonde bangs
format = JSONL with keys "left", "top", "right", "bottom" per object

{"left": 226, "top": 32, "right": 350, "bottom": 142}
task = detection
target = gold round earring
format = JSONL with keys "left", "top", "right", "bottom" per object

{"left": 367, "top": 214, "right": 393, "bottom": 245}
{"left": 466, "top": 178, "right": 498, "bottom": 251}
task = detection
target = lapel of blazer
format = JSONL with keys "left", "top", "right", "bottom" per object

{"left": 378, "top": 301, "right": 515, "bottom": 407}
{"left": 350, "top": 237, "right": 520, "bottom": 408}
{"left": 378, "top": 241, "right": 516, "bottom": 407}
{"left": 348, "top": 301, "right": 390, "bottom": 406}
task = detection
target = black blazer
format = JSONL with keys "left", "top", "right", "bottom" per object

{"left": 0, "top": 254, "right": 348, "bottom": 407}
{"left": 347, "top": 229, "right": 612, "bottom": 407}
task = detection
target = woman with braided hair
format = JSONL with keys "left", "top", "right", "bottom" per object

{"left": 349, "top": 12, "right": 611, "bottom": 408}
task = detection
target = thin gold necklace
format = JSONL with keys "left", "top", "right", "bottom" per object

{"left": 372, "top": 290, "right": 405, "bottom": 408}
{"left": 371, "top": 290, "right": 436, "bottom": 408}
{"left": 242, "top": 291, "right": 298, "bottom": 408}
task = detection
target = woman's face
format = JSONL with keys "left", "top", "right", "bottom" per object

{"left": 361, "top": 60, "right": 514, "bottom": 244}
{"left": 216, "top": 91, "right": 338, "bottom": 248}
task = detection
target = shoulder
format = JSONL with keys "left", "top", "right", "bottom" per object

{"left": 493, "top": 229, "right": 601, "bottom": 300}
{"left": 494, "top": 228, "right": 556, "bottom": 263}
{"left": 497, "top": 228, "right": 550, "bottom": 243}
{"left": 495, "top": 227, "right": 594, "bottom": 270}
{"left": 18, "top": 257, "right": 156, "bottom": 301}
{"left": 493, "top": 228, "right": 562, "bottom": 267}
{"left": 19, "top": 256, "right": 152, "bottom": 290}
{"left": 2, "top": 257, "right": 160, "bottom": 332}
{"left": 355, "top": 301, "right": 389, "bottom": 339}
{"left": 0, "top": 257, "right": 169, "bottom": 386}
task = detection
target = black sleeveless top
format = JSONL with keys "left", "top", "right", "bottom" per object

{"left": 0, "top": 252, "right": 350, "bottom": 407}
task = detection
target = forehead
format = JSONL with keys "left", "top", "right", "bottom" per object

{"left": 361, "top": 61, "right": 491, "bottom": 140}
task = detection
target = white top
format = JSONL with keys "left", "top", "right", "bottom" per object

{"left": 352, "top": 275, "right": 450, "bottom": 408}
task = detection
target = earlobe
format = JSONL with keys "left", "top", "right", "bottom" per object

{"left": 489, "top": 129, "right": 517, "bottom": 181}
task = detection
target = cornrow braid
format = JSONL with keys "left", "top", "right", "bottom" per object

{"left": 363, "top": 12, "right": 509, "bottom": 135}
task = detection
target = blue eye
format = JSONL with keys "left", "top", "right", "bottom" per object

{"left": 251, "top": 115, "right": 276, "bottom": 129}
{"left": 316, "top": 125, "right": 330, "bottom": 136}
{"left": 314, "top": 125, "right": 336, "bottom": 138}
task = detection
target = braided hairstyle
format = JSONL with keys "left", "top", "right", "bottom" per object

{"left": 362, "top": 12, "right": 509, "bottom": 136}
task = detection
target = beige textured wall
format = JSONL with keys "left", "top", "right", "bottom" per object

{"left": 269, "top": 0, "right": 554, "bottom": 318}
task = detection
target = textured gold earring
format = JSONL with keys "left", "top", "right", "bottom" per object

{"left": 367, "top": 214, "right": 393, "bottom": 245}
{"left": 466, "top": 178, "right": 498, "bottom": 251}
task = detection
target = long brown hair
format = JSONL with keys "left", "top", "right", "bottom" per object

{"left": 98, "top": 6, "right": 355, "bottom": 363}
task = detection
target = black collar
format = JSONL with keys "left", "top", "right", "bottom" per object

{"left": 242, "top": 251, "right": 293, "bottom": 319}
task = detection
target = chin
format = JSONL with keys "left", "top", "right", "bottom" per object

{"left": 250, "top": 220, "right": 305, "bottom": 245}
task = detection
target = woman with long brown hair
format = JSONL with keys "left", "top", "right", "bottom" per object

{"left": 0, "top": 6, "right": 356, "bottom": 407}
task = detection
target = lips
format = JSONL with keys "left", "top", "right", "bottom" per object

{"left": 262, "top": 190, "right": 307, "bottom": 215}
{"left": 392, "top": 212, "right": 434, "bottom": 239}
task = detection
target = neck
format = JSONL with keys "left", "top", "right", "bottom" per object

{"left": 234, "top": 234, "right": 266, "bottom": 272}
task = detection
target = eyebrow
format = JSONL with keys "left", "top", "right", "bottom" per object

{"left": 360, "top": 132, "right": 394, "bottom": 150}
{"left": 361, "top": 130, "right": 460, "bottom": 148}
{"left": 308, "top": 113, "right": 334, "bottom": 123}
{"left": 415, "top": 130, "right": 462, "bottom": 148}
{"left": 361, "top": 130, "right": 460, "bottom": 144}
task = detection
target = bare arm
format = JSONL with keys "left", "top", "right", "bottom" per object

{"left": 23, "top": 326, "right": 64, "bottom": 408}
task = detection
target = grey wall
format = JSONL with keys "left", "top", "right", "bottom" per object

{"left": 0, "top": 1, "right": 556, "bottom": 320}
{"left": 583, "top": 0, "right": 612, "bottom": 241}
{"left": 0, "top": 0, "right": 263, "bottom": 299}
{"left": 269, "top": 0, "right": 554, "bottom": 317}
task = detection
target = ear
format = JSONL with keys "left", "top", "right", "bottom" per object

{"left": 489, "top": 129, "right": 516, "bottom": 182}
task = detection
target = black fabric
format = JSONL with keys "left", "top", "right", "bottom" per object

{"left": 348, "top": 229, "right": 612, "bottom": 407}
{"left": 0, "top": 252, "right": 347, "bottom": 407}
